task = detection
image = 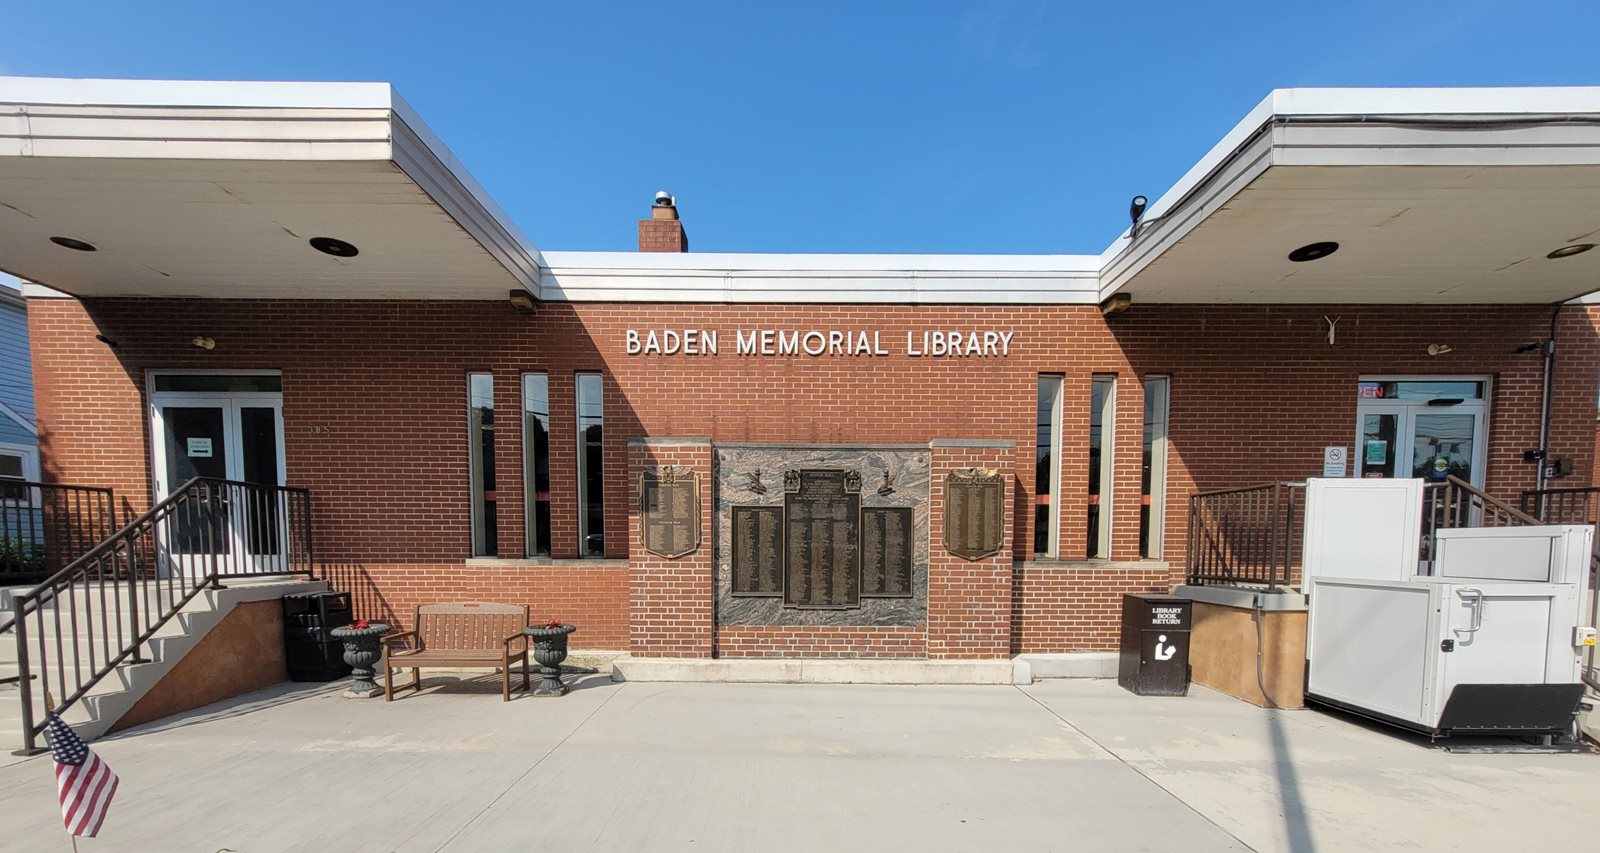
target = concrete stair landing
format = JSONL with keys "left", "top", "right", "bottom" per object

{"left": 0, "top": 577, "right": 326, "bottom": 752}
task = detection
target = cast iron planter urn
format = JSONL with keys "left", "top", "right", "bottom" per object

{"left": 331, "top": 620, "right": 390, "bottom": 698}
{"left": 524, "top": 621, "right": 577, "bottom": 697}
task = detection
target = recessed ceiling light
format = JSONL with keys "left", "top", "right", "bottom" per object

{"left": 1547, "top": 243, "right": 1595, "bottom": 260}
{"left": 309, "top": 237, "right": 359, "bottom": 258}
{"left": 49, "top": 236, "right": 97, "bottom": 252}
{"left": 1288, "top": 241, "right": 1339, "bottom": 263}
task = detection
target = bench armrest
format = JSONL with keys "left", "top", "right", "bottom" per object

{"left": 502, "top": 633, "right": 529, "bottom": 652}
{"left": 384, "top": 630, "right": 419, "bottom": 649}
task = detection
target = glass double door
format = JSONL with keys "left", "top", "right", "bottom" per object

{"left": 1356, "top": 379, "right": 1488, "bottom": 488}
{"left": 1358, "top": 406, "right": 1485, "bottom": 485}
{"left": 151, "top": 394, "right": 286, "bottom": 574}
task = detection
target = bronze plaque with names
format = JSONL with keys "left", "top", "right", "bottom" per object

{"left": 944, "top": 469, "right": 1004, "bottom": 561}
{"left": 731, "top": 506, "right": 783, "bottom": 596}
{"left": 861, "top": 507, "right": 914, "bottom": 597}
{"left": 640, "top": 466, "right": 700, "bottom": 559}
{"left": 782, "top": 469, "right": 862, "bottom": 609}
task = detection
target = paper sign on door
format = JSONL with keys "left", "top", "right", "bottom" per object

{"left": 186, "top": 437, "right": 214, "bottom": 458}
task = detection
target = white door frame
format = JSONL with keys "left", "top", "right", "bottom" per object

{"left": 1354, "top": 375, "right": 1491, "bottom": 489}
{"left": 147, "top": 371, "right": 287, "bottom": 574}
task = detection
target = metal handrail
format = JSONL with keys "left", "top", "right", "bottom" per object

{"left": 9, "top": 477, "right": 312, "bottom": 753}
{"left": 1186, "top": 482, "right": 1305, "bottom": 589}
{"left": 0, "top": 479, "right": 117, "bottom": 589}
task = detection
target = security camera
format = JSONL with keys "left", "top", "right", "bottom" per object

{"left": 653, "top": 191, "right": 675, "bottom": 207}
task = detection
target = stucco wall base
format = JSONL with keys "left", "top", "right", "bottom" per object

{"left": 1188, "top": 601, "right": 1307, "bottom": 709}
{"left": 110, "top": 599, "right": 290, "bottom": 733}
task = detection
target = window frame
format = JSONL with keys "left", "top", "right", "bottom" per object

{"left": 467, "top": 372, "right": 497, "bottom": 557}
{"left": 575, "top": 372, "right": 606, "bottom": 558}
{"left": 1139, "top": 375, "right": 1171, "bottom": 560}
{"left": 521, "top": 372, "right": 552, "bottom": 557}
{"left": 1034, "top": 374, "right": 1064, "bottom": 558}
{"left": 1088, "top": 375, "right": 1116, "bottom": 560}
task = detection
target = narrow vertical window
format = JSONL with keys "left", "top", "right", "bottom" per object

{"left": 1140, "top": 376, "right": 1170, "bottom": 559}
{"left": 1087, "top": 375, "right": 1116, "bottom": 559}
{"left": 468, "top": 372, "right": 497, "bottom": 556}
{"left": 522, "top": 373, "right": 552, "bottom": 557}
{"left": 576, "top": 372, "right": 605, "bottom": 557}
{"left": 1034, "top": 374, "right": 1064, "bottom": 557}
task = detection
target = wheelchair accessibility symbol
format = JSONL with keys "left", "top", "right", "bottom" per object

{"left": 1154, "top": 635, "right": 1178, "bottom": 661}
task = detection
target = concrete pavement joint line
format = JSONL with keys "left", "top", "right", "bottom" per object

{"left": 430, "top": 682, "right": 626, "bottom": 852}
{"left": 1013, "top": 686, "right": 1259, "bottom": 853}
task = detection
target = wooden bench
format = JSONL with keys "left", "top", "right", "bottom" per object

{"left": 381, "top": 602, "right": 530, "bottom": 701}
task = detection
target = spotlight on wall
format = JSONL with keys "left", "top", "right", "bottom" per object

{"left": 1100, "top": 293, "right": 1133, "bottom": 316}
{"left": 1426, "top": 343, "right": 1453, "bottom": 356}
{"left": 508, "top": 289, "right": 537, "bottom": 313}
{"left": 1128, "top": 195, "right": 1149, "bottom": 238}
{"left": 191, "top": 336, "right": 216, "bottom": 350}
{"left": 94, "top": 333, "right": 119, "bottom": 348}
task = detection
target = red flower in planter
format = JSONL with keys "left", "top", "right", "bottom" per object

{"left": 545, "top": 619, "right": 564, "bottom": 629}
{"left": 353, "top": 619, "right": 369, "bottom": 630}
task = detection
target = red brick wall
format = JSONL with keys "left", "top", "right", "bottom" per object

{"left": 26, "top": 297, "right": 1600, "bottom": 654}
{"left": 320, "top": 561, "right": 630, "bottom": 648}
{"left": 627, "top": 440, "right": 713, "bottom": 657}
{"left": 1011, "top": 564, "right": 1171, "bottom": 653}
{"left": 927, "top": 443, "right": 1014, "bottom": 659}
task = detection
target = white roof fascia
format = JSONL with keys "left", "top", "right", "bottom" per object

{"left": 541, "top": 252, "right": 1099, "bottom": 304}
{"left": 0, "top": 76, "right": 545, "bottom": 299}
{"left": 1097, "top": 86, "right": 1600, "bottom": 301}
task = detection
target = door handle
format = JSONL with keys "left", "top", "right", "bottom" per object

{"left": 1454, "top": 587, "right": 1484, "bottom": 635}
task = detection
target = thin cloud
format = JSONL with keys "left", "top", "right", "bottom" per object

{"left": 959, "top": 0, "right": 1051, "bottom": 69}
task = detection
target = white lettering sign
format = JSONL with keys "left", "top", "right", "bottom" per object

{"left": 626, "top": 328, "right": 1013, "bottom": 357}
{"left": 186, "top": 437, "right": 213, "bottom": 458}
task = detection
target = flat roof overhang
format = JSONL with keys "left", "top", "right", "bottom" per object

{"left": 1100, "top": 88, "right": 1600, "bottom": 305}
{"left": 0, "top": 77, "right": 543, "bottom": 300}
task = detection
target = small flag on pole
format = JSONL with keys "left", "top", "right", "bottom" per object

{"left": 44, "top": 712, "right": 118, "bottom": 838}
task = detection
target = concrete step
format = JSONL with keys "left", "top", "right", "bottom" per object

{"left": 0, "top": 577, "right": 327, "bottom": 752}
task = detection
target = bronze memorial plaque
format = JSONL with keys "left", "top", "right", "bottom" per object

{"left": 782, "top": 469, "right": 862, "bottom": 609}
{"left": 731, "top": 506, "right": 783, "bottom": 596}
{"left": 944, "top": 469, "right": 1004, "bottom": 561}
{"left": 639, "top": 466, "right": 700, "bottom": 559}
{"left": 861, "top": 507, "right": 914, "bottom": 597}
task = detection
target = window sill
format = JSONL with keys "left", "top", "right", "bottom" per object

{"left": 1021, "top": 558, "right": 1172, "bottom": 571}
{"left": 465, "top": 557, "right": 630, "bottom": 568}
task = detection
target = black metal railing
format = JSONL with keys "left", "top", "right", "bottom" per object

{"left": 1420, "top": 476, "right": 1541, "bottom": 562}
{"left": 1186, "top": 482, "right": 1305, "bottom": 589}
{"left": 1186, "top": 476, "right": 1539, "bottom": 588}
{"left": 1, "top": 480, "right": 117, "bottom": 586}
{"left": 8, "top": 477, "right": 311, "bottom": 753}
{"left": 1519, "top": 485, "right": 1600, "bottom": 526}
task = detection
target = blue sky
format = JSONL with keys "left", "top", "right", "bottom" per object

{"left": 2, "top": 1, "right": 1598, "bottom": 255}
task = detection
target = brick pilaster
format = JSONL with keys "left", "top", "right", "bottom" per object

{"left": 927, "top": 440, "right": 1014, "bottom": 659}
{"left": 627, "top": 438, "right": 714, "bottom": 657}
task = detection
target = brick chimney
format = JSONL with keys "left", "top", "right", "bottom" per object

{"left": 639, "top": 191, "right": 688, "bottom": 252}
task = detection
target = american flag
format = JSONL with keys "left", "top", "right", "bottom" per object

{"left": 44, "top": 712, "right": 118, "bottom": 838}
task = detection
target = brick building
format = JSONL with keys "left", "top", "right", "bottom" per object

{"left": 4, "top": 79, "right": 1600, "bottom": 667}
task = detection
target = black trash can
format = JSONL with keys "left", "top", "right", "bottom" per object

{"left": 1117, "top": 594, "right": 1192, "bottom": 696}
{"left": 282, "top": 592, "right": 354, "bottom": 682}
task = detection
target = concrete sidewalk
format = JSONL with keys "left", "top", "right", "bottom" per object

{"left": 0, "top": 676, "right": 1590, "bottom": 852}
